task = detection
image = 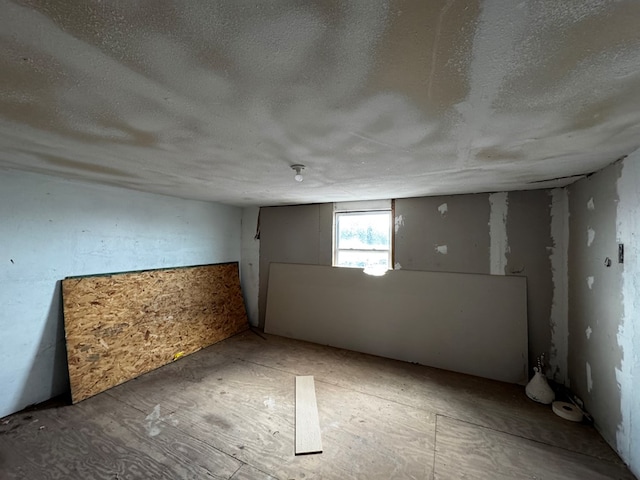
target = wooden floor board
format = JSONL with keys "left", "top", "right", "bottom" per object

{"left": 106, "top": 357, "right": 295, "bottom": 465}
{"left": 219, "top": 331, "right": 623, "bottom": 464}
{"left": 315, "top": 379, "right": 435, "bottom": 479}
{"left": 107, "top": 350, "right": 435, "bottom": 479}
{"left": 0, "top": 435, "right": 32, "bottom": 480}
{"left": 434, "top": 415, "right": 635, "bottom": 480}
{"left": 0, "top": 330, "right": 633, "bottom": 480}
{"left": 0, "top": 390, "right": 240, "bottom": 480}
{"left": 295, "top": 376, "right": 322, "bottom": 455}
{"left": 229, "top": 464, "right": 278, "bottom": 480}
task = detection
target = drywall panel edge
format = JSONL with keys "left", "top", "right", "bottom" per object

{"left": 265, "top": 263, "right": 528, "bottom": 383}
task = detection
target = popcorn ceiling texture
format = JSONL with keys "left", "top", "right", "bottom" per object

{"left": 1, "top": 0, "right": 640, "bottom": 206}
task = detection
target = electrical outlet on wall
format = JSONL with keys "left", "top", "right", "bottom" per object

{"left": 618, "top": 244, "right": 624, "bottom": 264}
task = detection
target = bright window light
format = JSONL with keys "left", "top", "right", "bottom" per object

{"left": 334, "top": 211, "right": 392, "bottom": 269}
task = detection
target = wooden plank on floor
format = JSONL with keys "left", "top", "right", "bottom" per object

{"left": 295, "top": 375, "right": 322, "bottom": 455}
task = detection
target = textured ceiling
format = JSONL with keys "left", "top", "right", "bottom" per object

{"left": 1, "top": 1, "right": 640, "bottom": 206}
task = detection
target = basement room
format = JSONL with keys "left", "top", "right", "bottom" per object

{"left": 1, "top": 1, "right": 639, "bottom": 479}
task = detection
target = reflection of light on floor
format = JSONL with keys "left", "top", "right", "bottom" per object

{"left": 363, "top": 265, "right": 387, "bottom": 276}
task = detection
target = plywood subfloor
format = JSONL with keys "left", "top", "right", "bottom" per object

{"left": 62, "top": 262, "right": 248, "bottom": 403}
{"left": 0, "top": 332, "right": 634, "bottom": 480}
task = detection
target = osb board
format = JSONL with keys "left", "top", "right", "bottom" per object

{"left": 265, "top": 263, "right": 528, "bottom": 384}
{"left": 62, "top": 262, "right": 248, "bottom": 403}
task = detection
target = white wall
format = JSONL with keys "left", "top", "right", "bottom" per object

{"left": 0, "top": 170, "right": 242, "bottom": 418}
{"left": 615, "top": 152, "right": 640, "bottom": 477}
{"left": 567, "top": 150, "right": 640, "bottom": 477}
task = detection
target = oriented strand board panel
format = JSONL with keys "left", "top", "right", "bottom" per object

{"left": 62, "top": 262, "right": 248, "bottom": 403}
{"left": 265, "top": 263, "right": 528, "bottom": 384}
{"left": 295, "top": 376, "right": 323, "bottom": 455}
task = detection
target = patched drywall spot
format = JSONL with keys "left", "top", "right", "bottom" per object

{"left": 489, "top": 192, "right": 508, "bottom": 275}
{"left": 587, "top": 227, "right": 596, "bottom": 246}
{"left": 435, "top": 244, "right": 448, "bottom": 255}
{"left": 394, "top": 262, "right": 402, "bottom": 270}
{"left": 263, "top": 396, "right": 276, "bottom": 410}
{"left": 438, "top": 203, "right": 448, "bottom": 216}
{"left": 549, "top": 188, "right": 568, "bottom": 385}
{"left": 586, "top": 362, "right": 593, "bottom": 393}
{"left": 394, "top": 214, "right": 404, "bottom": 234}
{"left": 587, "top": 276, "right": 595, "bottom": 289}
{"left": 587, "top": 197, "right": 595, "bottom": 210}
{"left": 586, "top": 326, "right": 593, "bottom": 339}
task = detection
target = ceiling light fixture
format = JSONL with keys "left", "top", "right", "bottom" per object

{"left": 291, "top": 164, "right": 305, "bottom": 182}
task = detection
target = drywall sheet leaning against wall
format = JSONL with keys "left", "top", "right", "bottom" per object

{"left": 62, "top": 262, "right": 248, "bottom": 403}
{"left": 265, "top": 263, "right": 528, "bottom": 384}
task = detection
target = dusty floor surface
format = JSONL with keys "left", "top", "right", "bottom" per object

{"left": 0, "top": 331, "right": 635, "bottom": 479}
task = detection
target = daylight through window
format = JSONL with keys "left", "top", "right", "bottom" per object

{"left": 334, "top": 210, "right": 392, "bottom": 269}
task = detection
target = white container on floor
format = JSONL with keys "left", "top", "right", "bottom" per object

{"left": 525, "top": 371, "right": 555, "bottom": 404}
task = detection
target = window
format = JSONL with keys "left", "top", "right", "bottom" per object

{"left": 333, "top": 201, "right": 392, "bottom": 270}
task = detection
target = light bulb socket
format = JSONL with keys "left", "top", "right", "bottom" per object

{"left": 291, "top": 164, "right": 305, "bottom": 182}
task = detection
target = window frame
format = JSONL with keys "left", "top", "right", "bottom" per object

{"left": 332, "top": 203, "right": 393, "bottom": 270}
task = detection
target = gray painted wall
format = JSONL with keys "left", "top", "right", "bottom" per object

{"left": 258, "top": 203, "right": 333, "bottom": 328}
{"left": 0, "top": 170, "right": 242, "bottom": 418}
{"left": 260, "top": 190, "right": 563, "bottom": 382}
{"left": 394, "top": 194, "right": 491, "bottom": 274}
{"left": 567, "top": 150, "right": 640, "bottom": 477}
{"left": 266, "top": 263, "right": 528, "bottom": 383}
{"left": 241, "top": 207, "right": 260, "bottom": 326}
{"left": 505, "top": 190, "right": 556, "bottom": 380}
{"left": 395, "top": 191, "right": 559, "bottom": 378}
{"left": 568, "top": 162, "right": 622, "bottom": 446}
